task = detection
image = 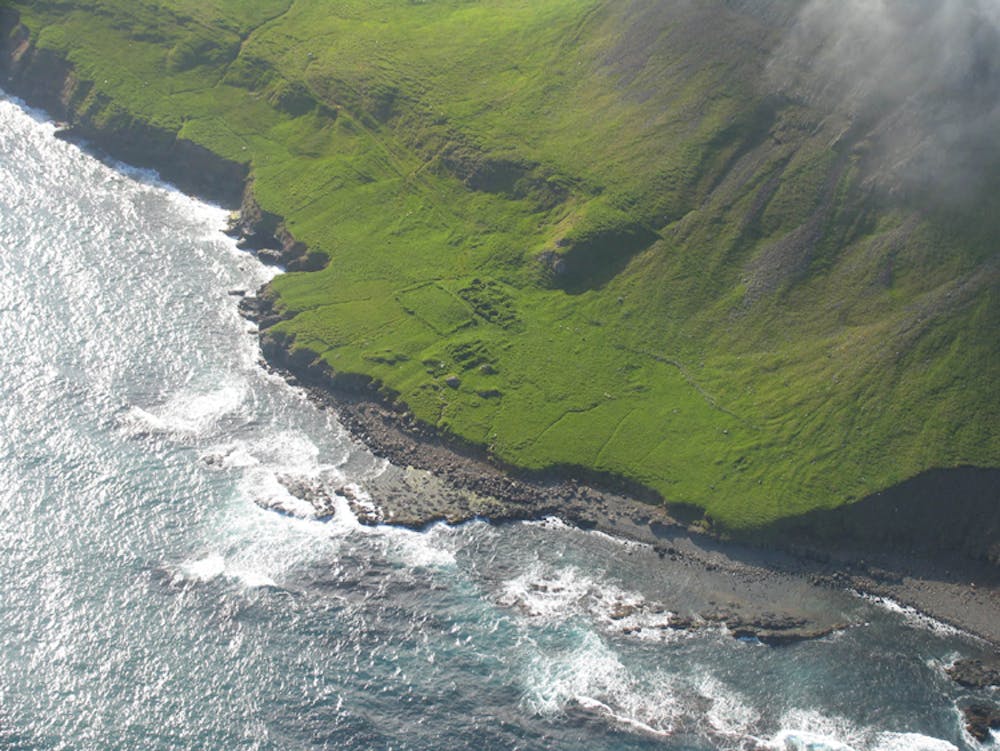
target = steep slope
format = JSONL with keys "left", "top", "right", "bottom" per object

{"left": 2, "top": 0, "right": 997, "bottom": 534}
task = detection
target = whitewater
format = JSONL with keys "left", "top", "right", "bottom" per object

{"left": 0, "top": 93, "right": 995, "bottom": 751}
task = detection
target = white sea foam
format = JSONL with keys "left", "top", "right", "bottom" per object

{"left": 379, "top": 522, "right": 459, "bottom": 569}
{"left": 121, "top": 382, "right": 247, "bottom": 437}
{"left": 172, "top": 488, "right": 350, "bottom": 592}
{"left": 200, "top": 442, "right": 261, "bottom": 470}
{"left": 769, "top": 730, "right": 857, "bottom": 751}
{"left": 103, "top": 160, "right": 166, "bottom": 192}
{"left": 522, "top": 515, "right": 573, "bottom": 531}
{"left": 345, "top": 483, "right": 382, "bottom": 524}
{"left": 575, "top": 695, "right": 674, "bottom": 738}
{"left": 768, "top": 709, "right": 869, "bottom": 751}
{"left": 872, "top": 733, "right": 958, "bottom": 751}
{"left": 498, "top": 564, "right": 604, "bottom": 620}
{"left": 249, "top": 430, "right": 326, "bottom": 471}
{"left": 214, "top": 430, "right": 372, "bottom": 524}
{"left": 171, "top": 422, "right": 367, "bottom": 591}
{"left": 176, "top": 553, "right": 226, "bottom": 582}
{"left": 238, "top": 468, "right": 319, "bottom": 519}
{"left": 520, "top": 629, "right": 681, "bottom": 736}
{"left": 494, "top": 561, "right": 685, "bottom": 641}
{"left": 763, "top": 709, "right": 958, "bottom": 751}
{"left": 698, "top": 675, "right": 760, "bottom": 739}
{"left": 522, "top": 515, "right": 647, "bottom": 550}
{"left": 952, "top": 700, "right": 1000, "bottom": 749}
{"left": 507, "top": 571, "right": 930, "bottom": 750}
{"left": 856, "top": 593, "right": 967, "bottom": 639}
{"left": 173, "top": 553, "right": 276, "bottom": 589}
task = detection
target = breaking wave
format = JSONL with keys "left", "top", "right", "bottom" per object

{"left": 120, "top": 382, "right": 249, "bottom": 437}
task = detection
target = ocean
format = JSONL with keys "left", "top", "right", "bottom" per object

{"left": 0, "top": 93, "right": 995, "bottom": 751}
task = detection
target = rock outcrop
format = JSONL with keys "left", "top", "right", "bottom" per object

{"left": 227, "top": 185, "right": 325, "bottom": 271}
{"left": 962, "top": 703, "right": 1000, "bottom": 743}
{"left": 948, "top": 658, "right": 1000, "bottom": 689}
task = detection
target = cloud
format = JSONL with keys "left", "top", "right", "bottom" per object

{"left": 768, "top": 0, "right": 1000, "bottom": 198}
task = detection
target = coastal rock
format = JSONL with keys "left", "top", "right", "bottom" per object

{"left": 235, "top": 232, "right": 279, "bottom": 253}
{"left": 962, "top": 703, "right": 1000, "bottom": 743}
{"left": 724, "top": 613, "right": 842, "bottom": 646}
{"left": 276, "top": 474, "right": 336, "bottom": 518}
{"left": 948, "top": 658, "right": 1000, "bottom": 689}
{"left": 229, "top": 183, "right": 324, "bottom": 271}
{"left": 238, "top": 293, "right": 285, "bottom": 329}
{"left": 666, "top": 614, "right": 695, "bottom": 630}
{"left": 255, "top": 248, "right": 285, "bottom": 265}
{"left": 609, "top": 602, "right": 641, "bottom": 621}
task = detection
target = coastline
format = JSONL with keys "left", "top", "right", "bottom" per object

{"left": 243, "top": 324, "right": 1000, "bottom": 649}
{"left": 3, "top": 12, "right": 998, "bottom": 651}
{"left": 239, "top": 294, "right": 1000, "bottom": 649}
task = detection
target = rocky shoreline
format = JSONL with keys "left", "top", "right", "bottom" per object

{"left": 237, "top": 288, "right": 1000, "bottom": 651}
{"left": 3, "top": 7, "right": 998, "bottom": 657}
{"left": 236, "top": 308, "right": 1000, "bottom": 647}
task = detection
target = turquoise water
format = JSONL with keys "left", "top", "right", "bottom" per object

{"left": 0, "top": 94, "right": 996, "bottom": 751}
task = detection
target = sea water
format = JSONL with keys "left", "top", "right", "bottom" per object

{"left": 0, "top": 93, "right": 996, "bottom": 751}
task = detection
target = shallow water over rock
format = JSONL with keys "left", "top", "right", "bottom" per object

{"left": 0, "top": 93, "right": 996, "bottom": 751}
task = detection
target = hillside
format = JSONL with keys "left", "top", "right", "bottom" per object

{"left": 2, "top": 0, "right": 997, "bottom": 536}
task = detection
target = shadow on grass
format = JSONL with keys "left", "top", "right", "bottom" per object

{"left": 760, "top": 467, "right": 1000, "bottom": 565}
{"left": 547, "top": 224, "right": 660, "bottom": 294}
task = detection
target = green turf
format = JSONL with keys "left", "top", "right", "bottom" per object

{"left": 8, "top": 0, "right": 998, "bottom": 531}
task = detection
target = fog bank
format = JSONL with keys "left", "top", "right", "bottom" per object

{"left": 770, "top": 0, "right": 1000, "bottom": 197}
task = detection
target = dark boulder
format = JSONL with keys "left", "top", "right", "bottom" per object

{"left": 948, "top": 658, "right": 1000, "bottom": 689}
{"left": 962, "top": 703, "right": 1000, "bottom": 743}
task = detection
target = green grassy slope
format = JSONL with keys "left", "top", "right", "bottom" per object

{"left": 7, "top": 0, "right": 998, "bottom": 530}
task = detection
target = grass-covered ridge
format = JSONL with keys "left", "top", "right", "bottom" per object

{"left": 6, "top": 0, "right": 998, "bottom": 530}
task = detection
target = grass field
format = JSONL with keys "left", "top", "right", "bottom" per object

{"left": 7, "top": 0, "right": 998, "bottom": 531}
